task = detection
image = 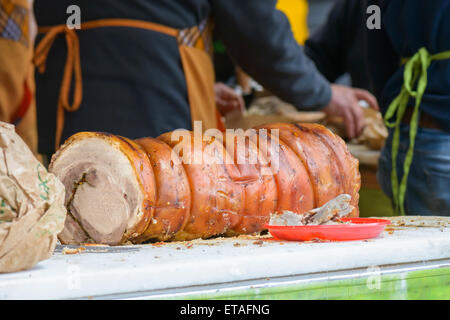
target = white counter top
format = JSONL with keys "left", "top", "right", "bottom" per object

{"left": 1, "top": 218, "right": 449, "bottom": 299}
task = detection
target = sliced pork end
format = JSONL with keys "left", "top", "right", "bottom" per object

{"left": 49, "top": 132, "right": 156, "bottom": 245}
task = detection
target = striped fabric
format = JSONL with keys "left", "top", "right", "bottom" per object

{"left": 0, "top": 0, "right": 29, "bottom": 47}
{"left": 177, "top": 19, "right": 214, "bottom": 56}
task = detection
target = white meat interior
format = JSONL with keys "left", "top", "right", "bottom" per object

{"left": 50, "top": 136, "right": 144, "bottom": 245}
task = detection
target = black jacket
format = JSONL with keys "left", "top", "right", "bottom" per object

{"left": 34, "top": 0, "right": 332, "bottom": 154}
{"left": 304, "top": 0, "right": 373, "bottom": 92}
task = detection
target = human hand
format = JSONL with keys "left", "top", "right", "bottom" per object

{"left": 323, "top": 84, "right": 379, "bottom": 139}
{"left": 214, "top": 82, "right": 245, "bottom": 115}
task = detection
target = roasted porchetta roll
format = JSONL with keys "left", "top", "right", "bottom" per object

{"left": 49, "top": 123, "right": 360, "bottom": 245}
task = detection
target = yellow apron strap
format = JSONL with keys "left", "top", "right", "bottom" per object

{"left": 384, "top": 47, "right": 450, "bottom": 215}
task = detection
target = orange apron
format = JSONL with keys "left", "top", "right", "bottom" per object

{"left": 34, "top": 18, "right": 225, "bottom": 150}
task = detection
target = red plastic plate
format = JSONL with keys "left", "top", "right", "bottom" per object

{"left": 265, "top": 217, "right": 391, "bottom": 242}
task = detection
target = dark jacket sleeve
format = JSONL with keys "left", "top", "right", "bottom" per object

{"left": 211, "top": 0, "right": 331, "bottom": 111}
{"left": 304, "top": 0, "right": 355, "bottom": 83}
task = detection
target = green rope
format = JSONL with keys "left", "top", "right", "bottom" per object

{"left": 384, "top": 47, "right": 450, "bottom": 215}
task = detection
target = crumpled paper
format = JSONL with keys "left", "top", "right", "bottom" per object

{"left": 356, "top": 107, "right": 388, "bottom": 150}
{"left": 0, "top": 122, "right": 66, "bottom": 273}
{"left": 325, "top": 107, "right": 388, "bottom": 150}
{"left": 225, "top": 96, "right": 326, "bottom": 130}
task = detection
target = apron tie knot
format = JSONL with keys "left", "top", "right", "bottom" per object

{"left": 33, "top": 18, "right": 217, "bottom": 151}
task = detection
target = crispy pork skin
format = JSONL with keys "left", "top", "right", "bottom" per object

{"left": 134, "top": 137, "right": 191, "bottom": 241}
{"left": 255, "top": 128, "right": 315, "bottom": 214}
{"left": 158, "top": 131, "right": 242, "bottom": 240}
{"left": 222, "top": 132, "right": 277, "bottom": 235}
{"left": 296, "top": 124, "right": 360, "bottom": 217}
{"left": 261, "top": 123, "right": 345, "bottom": 208}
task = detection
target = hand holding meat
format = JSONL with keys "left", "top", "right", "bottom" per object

{"left": 323, "top": 85, "right": 379, "bottom": 139}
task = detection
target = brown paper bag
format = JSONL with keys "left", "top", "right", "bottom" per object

{"left": 0, "top": 122, "right": 66, "bottom": 273}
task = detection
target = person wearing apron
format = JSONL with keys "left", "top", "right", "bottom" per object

{"left": 33, "top": 0, "right": 377, "bottom": 157}
{"left": 367, "top": 0, "right": 450, "bottom": 216}
{"left": 34, "top": 13, "right": 221, "bottom": 152}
